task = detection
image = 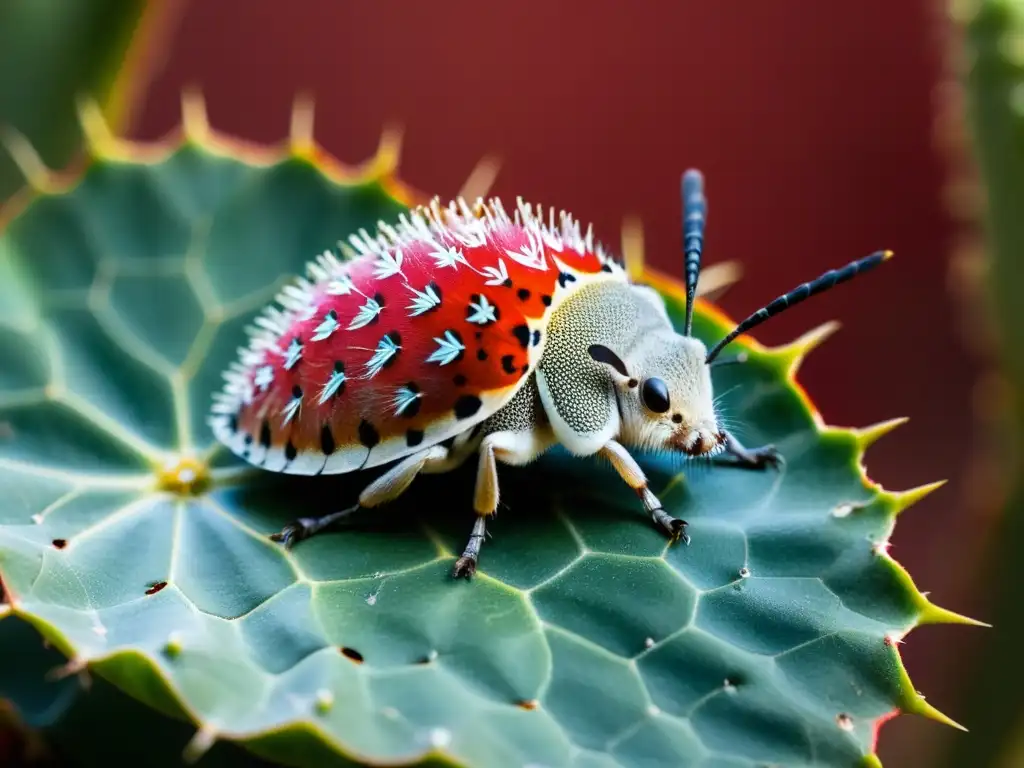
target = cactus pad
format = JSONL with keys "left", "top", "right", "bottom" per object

{"left": 0, "top": 96, "right": 979, "bottom": 767}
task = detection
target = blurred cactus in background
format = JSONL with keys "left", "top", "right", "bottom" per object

{"left": 0, "top": 0, "right": 180, "bottom": 202}
{"left": 941, "top": 0, "right": 1024, "bottom": 766}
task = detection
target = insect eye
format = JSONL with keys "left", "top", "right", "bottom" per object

{"left": 640, "top": 377, "right": 671, "bottom": 413}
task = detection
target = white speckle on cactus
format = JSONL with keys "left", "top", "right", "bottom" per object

{"left": 428, "top": 728, "right": 451, "bottom": 748}
{"left": 644, "top": 637, "right": 655, "bottom": 649}
{"left": 31, "top": 513, "right": 42, "bottom": 524}
{"left": 91, "top": 622, "right": 107, "bottom": 637}
{"left": 739, "top": 567, "right": 751, "bottom": 578}
{"left": 315, "top": 689, "right": 334, "bottom": 714}
{"left": 832, "top": 503, "right": 855, "bottom": 518}
{"left": 836, "top": 713, "right": 854, "bottom": 731}
{"left": 382, "top": 707, "right": 400, "bottom": 720}
{"left": 723, "top": 679, "right": 738, "bottom": 694}
{"left": 647, "top": 704, "right": 660, "bottom": 716}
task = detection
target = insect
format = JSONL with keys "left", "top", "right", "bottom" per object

{"left": 209, "top": 169, "right": 890, "bottom": 578}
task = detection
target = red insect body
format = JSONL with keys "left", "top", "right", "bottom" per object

{"left": 210, "top": 198, "right": 627, "bottom": 475}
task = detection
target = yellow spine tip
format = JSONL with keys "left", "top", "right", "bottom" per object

{"left": 458, "top": 154, "right": 502, "bottom": 202}
{"left": 621, "top": 215, "right": 646, "bottom": 282}
{"left": 861, "top": 754, "right": 884, "bottom": 768}
{"left": 0, "top": 604, "right": 10, "bottom": 620}
{"left": 76, "top": 94, "right": 115, "bottom": 157}
{"left": 882, "top": 249, "right": 895, "bottom": 260}
{"left": 289, "top": 91, "right": 316, "bottom": 155}
{"left": 370, "top": 123, "right": 404, "bottom": 180}
{"left": 0, "top": 126, "right": 56, "bottom": 193}
{"left": 854, "top": 417, "right": 910, "bottom": 450}
{"left": 906, "top": 695, "right": 968, "bottom": 732}
{"left": 182, "top": 725, "right": 217, "bottom": 764}
{"left": 770, "top": 320, "right": 842, "bottom": 377}
{"left": 695, "top": 261, "right": 743, "bottom": 300}
{"left": 181, "top": 87, "right": 210, "bottom": 143}
{"left": 890, "top": 479, "right": 947, "bottom": 516}
{"left": 917, "top": 599, "right": 991, "bottom": 628}
{"left": 46, "top": 656, "right": 89, "bottom": 681}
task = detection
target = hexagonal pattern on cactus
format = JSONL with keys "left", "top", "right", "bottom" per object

{"left": 0, "top": 96, "right": 978, "bottom": 768}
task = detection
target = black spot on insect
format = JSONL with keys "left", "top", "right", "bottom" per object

{"left": 532, "top": 329, "right": 541, "bottom": 346}
{"left": 501, "top": 354, "right": 517, "bottom": 374}
{"left": 454, "top": 395, "right": 482, "bottom": 419}
{"left": 292, "top": 385, "right": 302, "bottom": 399}
{"left": 358, "top": 419, "right": 380, "bottom": 449}
{"left": 541, "top": 294, "right": 552, "bottom": 307}
{"left": 146, "top": 581, "right": 167, "bottom": 595}
{"left": 244, "top": 433, "right": 253, "bottom": 445}
{"left": 502, "top": 278, "right": 513, "bottom": 288}
{"left": 517, "top": 288, "right": 531, "bottom": 301}
{"left": 558, "top": 272, "right": 577, "bottom": 288}
{"left": 601, "top": 263, "right": 613, "bottom": 273}
{"left": 340, "top": 647, "right": 364, "bottom": 663}
{"left": 406, "top": 429, "right": 424, "bottom": 447}
{"left": 512, "top": 324, "right": 530, "bottom": 349}
{"left": 284, "top": 440, "right": 297, "bottom": 462}
{"left": 477, "top": 348, "right": 488, "bottom": 361}
{"left": 52, "top": 538, "right": 67, "bottom": 549}
{"left": 474, "top": 331, "right": 483, "bottom": 340}
{"left": 453, "top": 374, "right": 468, "bottom": 386}
{"left": 227, "top": 414, "right": 238, "bottom": 433}
{"left": 374, "top": 291, "right": 386, "bottom": 308}
{"left": 259, "top": 420, "right": 272, "bottom": 448}
{"left": 398, "top": 382, "right": 422, "bottom": 418}
{"left": 672, "top": 413, "right": 683, "bottom": 424}
{"left": 441, "top": 435, "right": 457, "bottom": 450}
{"left": 326, "top": 309, "right": 338, "bottom": 320}
{"left": 321, "top": 424, "right": 336, "bottom": 454}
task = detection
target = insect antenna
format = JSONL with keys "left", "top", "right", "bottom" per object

{"left": 681, "top": 168, "right": 706, "bottom": 337}
{"left": 704, "top": 250, "right": 893, "bottom": 364}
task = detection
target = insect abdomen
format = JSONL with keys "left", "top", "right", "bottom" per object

{"left": 209, "top": 197, "right": 628, "bottom": 476}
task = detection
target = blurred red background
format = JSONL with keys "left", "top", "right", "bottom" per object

{"left": 125, "top": 1, "right": 985, "bottom": 763}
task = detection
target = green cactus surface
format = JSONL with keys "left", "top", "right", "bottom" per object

{"left": 0, "top": 97, "right": 978, "bottom": 768}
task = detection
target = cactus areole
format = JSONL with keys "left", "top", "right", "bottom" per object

{"left": 210, "top": 170, "right": 892, "bottom": 577}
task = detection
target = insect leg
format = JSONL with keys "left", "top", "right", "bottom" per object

{"left": 716, "top": 430, "right": 783, "bottom": 470}
{"left": 453, "top": 430, "right": 542, "bottom": 579}
{"left": 599, "top": 439, "right": 689, "bottom": 544}
{"left": 271, "top": 445, "right": 453, "bottom": 549}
